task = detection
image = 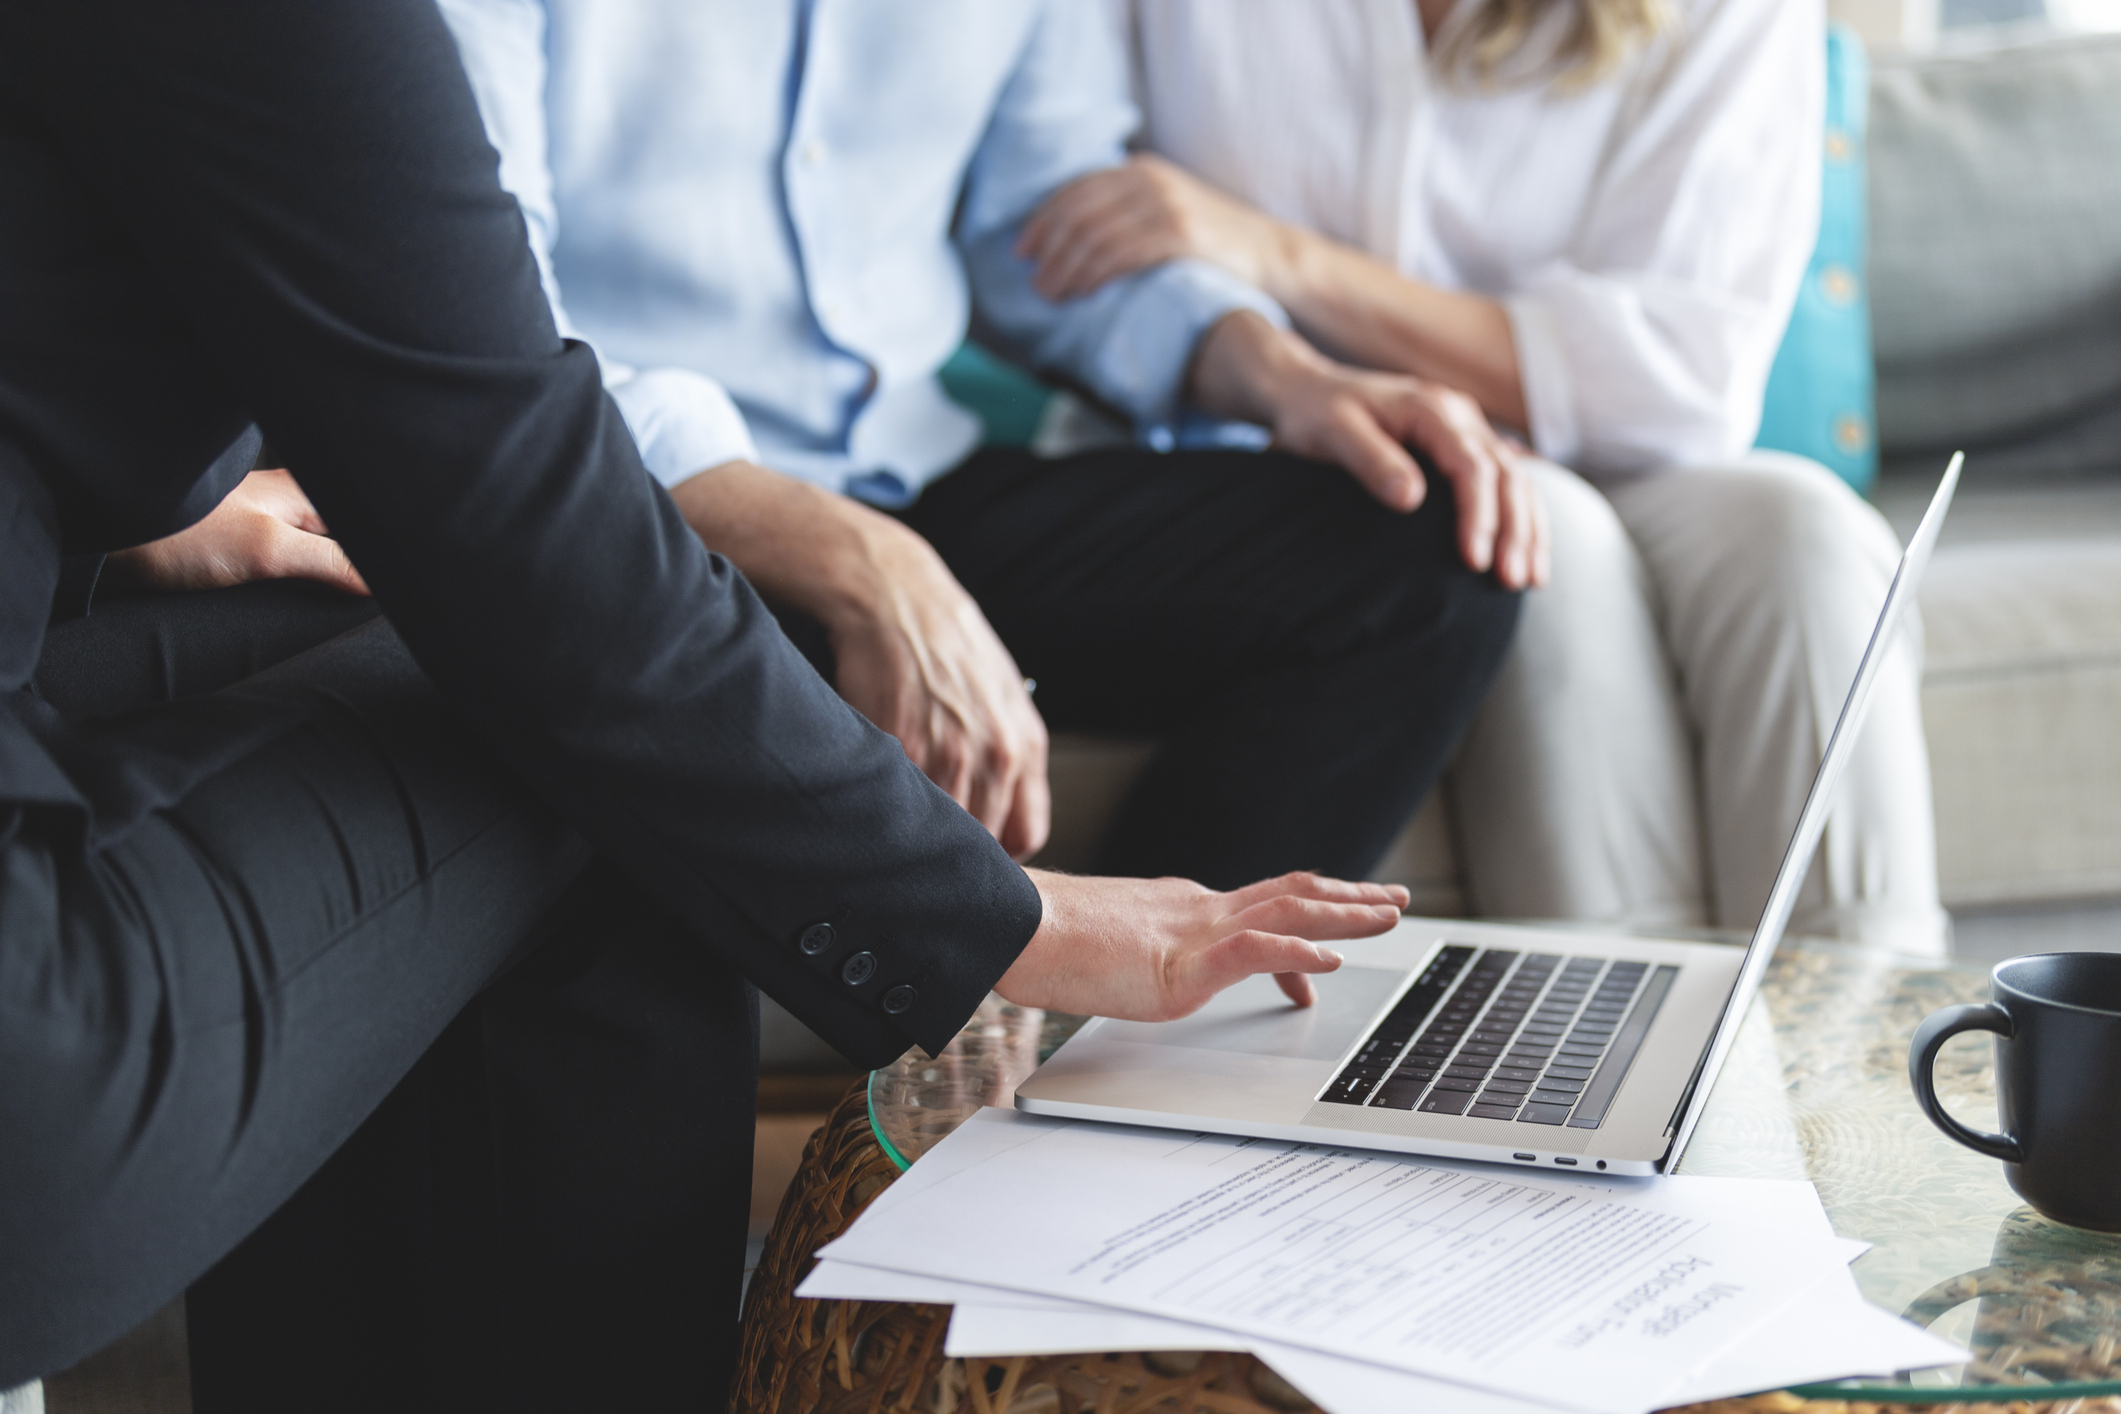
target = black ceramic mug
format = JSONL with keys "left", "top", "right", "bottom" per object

{"left": 1909, "top": 952, "right": 2121, "bottom": 1233}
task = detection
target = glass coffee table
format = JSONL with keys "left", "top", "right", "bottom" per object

{"left": 735, "top": 937, "right": 2121, "bottom": 1413}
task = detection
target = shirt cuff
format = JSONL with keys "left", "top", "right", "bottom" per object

{"left": 1093, "top": 258, "right": 1290, "bottom": 432}
{"left": 604, "top": 366, "right": 761, "bottom": 489}
{"left": 1505, "top": 291, "right": 1582, "bottom": 470}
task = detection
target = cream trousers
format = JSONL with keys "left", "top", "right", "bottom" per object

{"left": 1447, "top": 453, "right": 1948, "bottom": 954}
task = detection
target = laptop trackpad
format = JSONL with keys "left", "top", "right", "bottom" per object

{"left": 1094, "top": 966, "right": 1406, "bottom": 1062}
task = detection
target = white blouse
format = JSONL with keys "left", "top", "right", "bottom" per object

{"left": 1121, "top": 0, "right": 1824, "bottom": 475}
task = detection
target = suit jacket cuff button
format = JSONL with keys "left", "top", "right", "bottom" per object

{"left": 882, "top": 984, "right": 917, "bottom": 1016}
{"left": 798, "top": 922, "right": 835, "bottom": 956}
{"left": 841, "top": 951, "right": 877, "bottom": 986}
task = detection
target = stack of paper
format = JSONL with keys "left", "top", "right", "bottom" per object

{"left": 800, "top": 1110, "right": 1964, "bottom": 1414}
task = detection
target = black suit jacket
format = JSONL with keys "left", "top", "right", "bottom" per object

{"left": 0, "top": 0, "right": 1041, "bottom": 1068}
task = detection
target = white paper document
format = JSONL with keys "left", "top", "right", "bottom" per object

{"left": 932, "top": 1268, "right": 1962, "bottom": 1411}
{"left": 819, "top": 1111, "right": 1875, "bottom": 1413}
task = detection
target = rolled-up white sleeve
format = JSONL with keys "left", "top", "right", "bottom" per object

{"left": 1507, "top": 0, "right": 1822, "bottom": 475}
{"left": 601, "top": 369, "right": 759, "bottom": 486}
{"left": 957, "top": 0, "right": 1288, "bottom": 432}
{"left": 438, "top": 0, "right": 758, "bottom": 486}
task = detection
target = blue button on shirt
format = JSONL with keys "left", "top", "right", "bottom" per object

{"left": 438, "top": 0, "right": 1287, "bottom": 505}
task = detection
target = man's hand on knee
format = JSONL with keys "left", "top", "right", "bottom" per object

{"left": 1186, "top": 312, "right": 1550, "bottom": 590}
{"left": 106, "top": 468, "right": 370, "bottom": 597}
{"left": 999, "top": 869, "right": 1409, "bottom": 1018}
{"left": 670, "top": 460, "right": 1051, "bottom": 860}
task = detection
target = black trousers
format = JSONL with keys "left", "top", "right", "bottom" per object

{"left": 8, "top": 586, "right": 757, "bottom": 1411}
{"left": 898, "top": 446, "right": 1520, "bottom": 888}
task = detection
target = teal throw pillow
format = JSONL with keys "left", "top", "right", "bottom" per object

{"left": 1755, "top": 24, "right": 1880, "bottom": 493}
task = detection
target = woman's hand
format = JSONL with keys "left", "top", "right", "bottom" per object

{"left": 999, "top": 869, "right": 1410, "bottom": 1019}
{"left": 1018, "top": 154, "right": 1293, "bottom": 303}
{"left": 1188, "top": 313, "right": 1551, "bottom": 589}
{"left": 106, "top": 468, "right": 369, "bottom": 596}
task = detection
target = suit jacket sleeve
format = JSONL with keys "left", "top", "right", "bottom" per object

{"left": 0, "top": 0, "right": 1041, "bottom": 1067}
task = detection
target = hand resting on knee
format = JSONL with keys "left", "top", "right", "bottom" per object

{"left": 105, "top": 468, "right": 369, "bottom": 598}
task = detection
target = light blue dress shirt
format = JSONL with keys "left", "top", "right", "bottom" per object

{"left": 438, "top": 0, "right": 1287, "bottom": 505}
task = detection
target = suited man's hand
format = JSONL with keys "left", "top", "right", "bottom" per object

{"left": 998, "top": 869, "right": 1408, "bottom": 1019}
{"left": 671, "top": 460, "right": 1050, "bottom": 860}
{"left": 106, "top": 468, "right": 370, "bottom": 597}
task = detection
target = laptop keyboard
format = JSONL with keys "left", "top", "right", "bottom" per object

{"left": 1317, "top": 946, "right": 1679, "bottom": 1130}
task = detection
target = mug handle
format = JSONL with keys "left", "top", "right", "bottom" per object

{"left": 1908, "top": 1003, "right": 2025, "bottom": 1163}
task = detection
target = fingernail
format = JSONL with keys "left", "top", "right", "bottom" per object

{"left": 1317, "top": 947, "right": 1344, "bottom": 965}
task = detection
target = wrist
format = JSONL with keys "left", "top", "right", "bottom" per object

{"left": 1252, "top": 221, "right": 1317, "bottom": 310}
{"left": 669, "top": 459, "right": 902, "bottom": 627}
{"left": 1185, "top": 310, "right": 1332, "bottom": 428}
{"left": 995, "top": 868, "right": 1072, "bottom": 1009}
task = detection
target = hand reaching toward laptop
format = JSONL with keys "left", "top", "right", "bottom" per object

{"left": 1000, "top": 870, "right": 1409, "bottom": 1019}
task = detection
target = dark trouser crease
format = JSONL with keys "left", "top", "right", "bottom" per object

{"left": 2, "top": 585, "right": 754, "bottom": 1411}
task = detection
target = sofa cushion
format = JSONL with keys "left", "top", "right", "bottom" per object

{"left": 1757, "top": 24, "right": 1881, "bottom": 492}
{"left": 1869, "top": 33, "right": 2121, "bottom": 477}
{"left": 1880, "top": 474, "right": 2121, "bottom": 904}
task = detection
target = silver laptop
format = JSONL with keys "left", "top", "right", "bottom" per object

{"left": 1018, "top": 455, "right": 1963, "bottom": 1177}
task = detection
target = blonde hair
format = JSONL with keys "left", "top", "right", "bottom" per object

{"left": 1436, "top": 0, "right": 1678, "bottom": 91}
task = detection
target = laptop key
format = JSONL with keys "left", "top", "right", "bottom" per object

{"left": 1420, "top": 1091, "right": 1474, "bottom": 1115}
{"left": 1442, "top": 1065, "right": 1492, "bottom": 1081}
{"left": 1469, "top": 1102, "right": 1522, "bottom": 1120}
{"left": 1516, "top": 1103, "right": 1572, "bottom": 1125}
{"left": 1529, "top": 1088, "right": 1581, "bottom": 1108}
{"left": 1481, "top": 1078, "right": 1532, "bottom": 1094}
{"left": 1494, "top": 1066, "right": 1543, "bottom": 1083}
{"left": 1320, "top": 1071, "right": 1379, "bottom": 1104}
{"left": 1532, "top": 1075, "right": 1586, "bottom": 1093}
{"left": 1432, "top": 1076, "right": 1482, "bottom": 1092}
{"left": 1370, "top": 1081, "right": 1428, "bottom": 1110}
